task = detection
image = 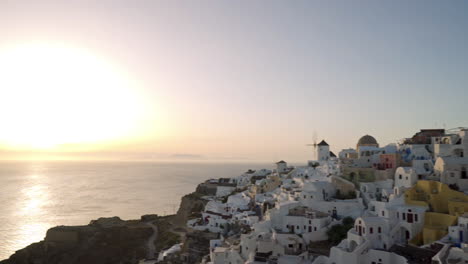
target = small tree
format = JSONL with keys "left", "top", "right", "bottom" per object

{"left": 326, "top": 217, "right": 354, "bottom": 245}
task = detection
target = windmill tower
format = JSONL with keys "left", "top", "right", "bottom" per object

{"left": 316, "top": 140, "right": 330, "bottom": 162}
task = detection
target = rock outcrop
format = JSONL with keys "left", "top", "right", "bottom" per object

{"left": 1, "top": 217, "right": 153, "bottom": 264}
{"left": 174, "top": 186, "right": 209, "bottom": 226}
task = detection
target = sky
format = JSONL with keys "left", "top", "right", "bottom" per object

{"left": 0, "top": 0, "right": 467, "bottom": 162}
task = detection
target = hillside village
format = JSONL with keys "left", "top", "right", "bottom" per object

{"left": 164, "top": 128, "right": 468, "bottom": 264}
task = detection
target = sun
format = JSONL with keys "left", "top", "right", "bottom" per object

{"left": 0, "top": 43, "right": 146, "bottom": 150}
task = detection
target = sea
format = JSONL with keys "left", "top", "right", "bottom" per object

{"left": 0, "top": 160, "right": 270, "bottom": 260}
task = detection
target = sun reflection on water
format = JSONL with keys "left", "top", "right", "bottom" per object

{"left": 4, "top": 170, "right": 54, "bottom": 257}
{"left": 20, "top": 185, "right": 47, "bottom": 213}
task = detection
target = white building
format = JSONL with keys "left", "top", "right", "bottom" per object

{"left": 432, "top": 128, "right": 468, "bottom": 159}
{"left": 339, "top": 148, "right": 357, "bottom": 160}
{"left": 394, "top": 167, "right": 418, "bottom": 189}
{"left": 282, "top": 207, "right": 334, "bottom": 243}
{"left": 355, "top": 146, "right": 385, "bottom": 168}
{"left": 314, "top": 194, "right": 427, "bottom": 264}
{"left": 448, "top": 213, "right": 468, "bottom": 244}
{"left": 360, "top": 180, "right": 394, "bottom": 203}
{"left": 398, "top": 144, "right": 432, "bottom": 163}
{"left": 434, "top": 156, "right": 468, "bottom": 191}
{"left": 276, "top": 160, "right": 288, "bottom": 174}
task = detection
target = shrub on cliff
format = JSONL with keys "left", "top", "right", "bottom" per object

{"left": 326, "top": 217, "right": 354, "bottom": 245}
{"left": 334, "top": 190, "right": 357, "bottom": 200}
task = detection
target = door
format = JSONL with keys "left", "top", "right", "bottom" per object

{"left": 407, "top": 213, "right": 413, "bottom": 223}
{"left": 358, "top": 226, "right": 362, "bottom": 236}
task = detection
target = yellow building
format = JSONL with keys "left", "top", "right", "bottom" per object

{"left": 405, "top": 180, "right": 468, "bottom": 245}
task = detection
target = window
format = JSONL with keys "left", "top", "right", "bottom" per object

{"left": 378, "top": 227, "right": 381, "bottom": 233}
{"left": 415, "top": 214, "right": 418, "bottom": 222}
{"left": 370, "top": 227, "right": 373, "bottom": 234}
{"left": 309, "top": 220, "right": 311, "bottom": 224}
{"left": 288, "top": 244, "right": 293, "bottom": 248}
{"left": 397, "top": 212, "right": 399, "bottom": 218}
{"left": 314, "top": 227, "right": 317, "bottom": 231}
{"left": 382, "top": 211, "right": 385, "bottom": 216}
{"left": 399, "top": 175, "right": 402, "bottom": 179}
{"left": 424, "top": 163, "right": 430, "bottom": 171}
{"left": 402, "top": 213, "right": 406, "bottom": 220}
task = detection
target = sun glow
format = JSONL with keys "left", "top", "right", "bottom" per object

{"left": 0, "top": 43, "right": 146, "bottom": 150}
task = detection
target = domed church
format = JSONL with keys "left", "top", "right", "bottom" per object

{"left": 357, "top": 135, "right": 379, "bottom": 152}
{"left": 357, "top": 134, "right": 379, "bottom": 148}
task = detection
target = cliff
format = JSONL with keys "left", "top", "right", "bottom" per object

{"left": 159, "top": 184, "right": 215, "bottom": 263}
{"left": 174, "top": 190, "right": 208, "bottom": 226}
{"left": 2, "top": 182, "right": 212, "bottom": 264}
{"left": 0, "top": 217, "right": 153, "bottom": 264}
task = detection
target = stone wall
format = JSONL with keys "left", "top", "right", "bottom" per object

{"left": 331, "top": 176, "right": 355, "bottom": 194}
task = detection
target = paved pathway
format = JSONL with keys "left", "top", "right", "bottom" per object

{"left": 145, "top": 222, "right": 158, "bottom": 260}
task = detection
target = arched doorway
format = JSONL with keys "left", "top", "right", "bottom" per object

{"left": 400, "top": 227, "right": 410, "bottom": 244}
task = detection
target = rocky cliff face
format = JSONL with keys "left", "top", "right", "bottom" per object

{"left": 159, "top": 185, "right": 215, "bottom": 264}
{"left": 1, "top": 217, "right": 153, "bottom": 264}
{"left": 174, "top": 186, "right": 209, "bottom": 226}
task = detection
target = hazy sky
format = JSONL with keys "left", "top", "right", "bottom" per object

{"left": 1, "top": 1, "right": 468, "bottom": 162}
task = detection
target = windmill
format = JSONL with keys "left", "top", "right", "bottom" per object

{"left": 306, "top": 131, "right": 318, "bottom": 160}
